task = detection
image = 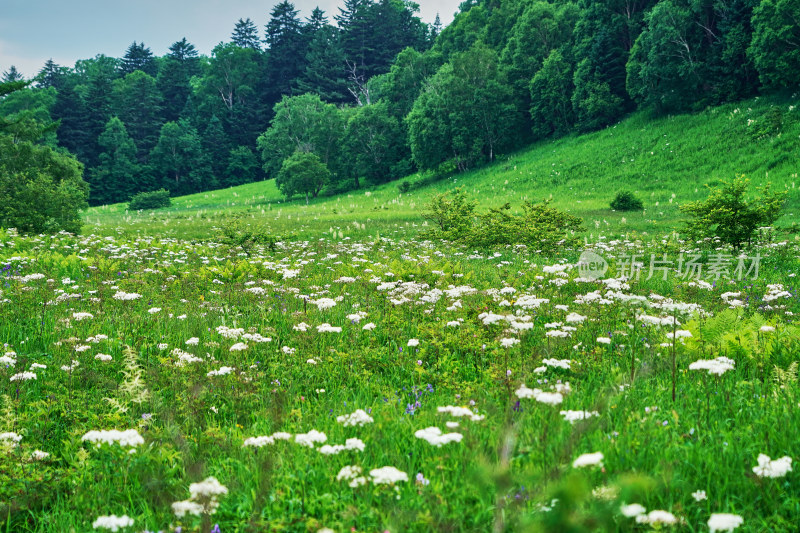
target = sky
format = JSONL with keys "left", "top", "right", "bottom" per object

{"left": 0, "top": 0, "right": 461, "bottom": 78}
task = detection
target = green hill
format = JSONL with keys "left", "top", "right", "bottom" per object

{"left": 85, "top": 93, "right": 799, "bottom": 241}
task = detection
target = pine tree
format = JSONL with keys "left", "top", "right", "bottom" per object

{"left": 119, "top": 41, "right": 157, "bottom": 76}
{"left": 52, "top": 82, "right": 91, "bottom": 162}
{"left": 297, "top": 25, "right": 349, "bottom": 103}
{"left": 264, "top": 1, "right": 308, "bottom": 99}
{"left": 112, "top": 70, "right": 164, "bottom": 161}
{"left": 306, "top": 7, "right": 329, "bottom": 32}
{"left": 431, "top": 13, "right": 442, "bottom": 41}
{"left": 158, "top": 38, "right": 200, "bottom": 122}
{"left": 37, "top": 59, "right": 66, "bottom": 89}
{"left": 2, "top": 66, "right": 23, "bottom": 83}
{"left": 202, "top": 115, "right": 230, "bottom": 180}
{"left": 231, "top": 18, "right": 261, "bottom": 49}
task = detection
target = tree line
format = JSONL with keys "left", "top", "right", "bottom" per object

{"left": 1, "top": 0, "right": 798, "bottom": 209}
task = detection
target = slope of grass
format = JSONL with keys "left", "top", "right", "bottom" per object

{"left": 84, "top": 94, "right": 800, "bottom": 240}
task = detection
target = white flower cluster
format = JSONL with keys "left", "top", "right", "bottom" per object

{"left": 295, "top": 429, "right": 327, "bottom": 447}
{"left": 0, "top": 432, "right": 23, "bottom": 447}
{"left": 515, "top": 385, "right": 563, "bottom": 405}
{"left": 207, "top": 366, "right": 235, "bottom": 377}
{"left": 752, "top": 454, "right": 792, "bottom": 478}
{"left": 92, "top": 514, "right": 134, "bottom": 531}
{"left": 369, "top": 466, "right": 409, "bottom": 485}
{"left": 560, "top": 410, "right": 599, "bottom": 423}
{"left": 337, "top": 465, "right": 368, "bottom": 487}
{"left": 542, "top": 358, "right": 571, "bottom": 370}
{"left": 708, "top": 513, "right": 744, "bottom": 532}
{"left": 689, "top": 356, "right": 735, "bottom": 376}
{"left": 414, "top": 427, "right": 463, "bottom": 447}
{"left": 172, "top": 476, "right": 228, "bottom": 517}
{"left": 336, "top": 409, "right": 374, "bottom": 427}
{"left": 572, "top": 451, "right": 604, "bottom": 468}
{"left": 437, "top": 405, "right": 485, "bottom": 422}
{"left": 112, "top": 291, "right": 141, "bottom": 301}
{"left": 318, "top": 438, "right": 365, "bottom": 455}
{"left": 10, "top": 371, "right": 36, "bottom": 382}
{"left": 81, "top": 429, "right": 144, "bottom": 447}
{"left": 312, "top": 298, "right": 337, "bottom": 310}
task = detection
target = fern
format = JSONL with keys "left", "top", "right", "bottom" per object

{"left": 104, "top": 345, "right": 150, "bottom": 412}
{"left": 0, "top": 394, "right": 15, "bottom": 431}
{"left": 772, "top": 362, "right": 798, "bottom": 388}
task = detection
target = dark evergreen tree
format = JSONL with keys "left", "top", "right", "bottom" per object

{"left": 297, "top": 25, "right": 350, "bottom": 103}
{"left": 52, "top": 81, "right": 91, "bottom": 162}
{"left": 119, "top": 41, "right": 157, "bottom": 76}
{"left": 306, "top": 7, "right": 329, "bottom": 32}
{"left": 264, "top": 0, "right": 308, "bottom": 100}
{"left": 202, "top": 114, "right": 230, "bottom": 180}
{"left": 112, "top": 70, "right": 164, "bottom": 161}
{"left": 2, "top": 66, "right": 23, "bottom": 83}
{"left": 84, "top": 61, "right": 117, "bottom": 166}
{"left": 431, "top": 13, "right": 443, "bottom": 42}
{"left": 158, "top": 38, "right": 200, "bottom": 122}
{"left": 37, "top": 59, "right": 67, "bottom": 89}
{"left": 231, "top": 18, "right": 261, "bottom": 49}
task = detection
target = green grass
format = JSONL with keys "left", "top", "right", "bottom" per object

{"left": 84, "top": 94, "right": 800, "bottom": 241}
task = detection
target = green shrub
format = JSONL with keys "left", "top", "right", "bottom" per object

{"left": 218, "top": 215, "right": 279, "bottom": 255}
{"left": 128, "top": 189, "right": 172, "bottom": 210}
{"left": 423, "top": 188, "right": 584, "bottom": 253}
{"left": 397, "top": 181, "right": 411, "bottom": 194}
{"left": 680, "top": 176, "right": 786, "bottom": 250}
{"left": 610, "top": 191, "right": 644, "bottom": 211}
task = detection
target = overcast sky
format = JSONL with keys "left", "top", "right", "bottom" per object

{"left": 0, "top": 0, "right": 461, "bottom": 78}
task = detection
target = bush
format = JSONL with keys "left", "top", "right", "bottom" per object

{"left": 128, "top": 189, "right": 172, "bottom": 211}
{"left": 610, "top": 191, "right": 644, "bottom": 211}
{"left": 397, "top": 181, "right": 411, "bottom": 194}
{"left": 276, "top": 151, "right": 330, "bottom": 203}
{"left": 217, "top": 215, "right": 279, "bottom": 255}
{"left": 423, "top": 188, "right": 584, "bottom": 253}
{"left": 680, "top": 176, "right": 787, "bottom": 250}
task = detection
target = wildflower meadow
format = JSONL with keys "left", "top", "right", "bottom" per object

{"left": 1, "top": 224, "right": 799, "bottom": 532}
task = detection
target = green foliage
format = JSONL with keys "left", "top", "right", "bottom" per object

{"left": 257, "top": 93, "right": 345, "bottom": 180}
{"left": 89, "top": 117, "right": 141, "bottom": 205}
{"left": 610, "top": 191, "right": 644, "bottom": 212}
{"left": 149, "top": 119, "right": 211, "bottom": 196}
{"left": 128, "top": 189, "right": 172, "bottom": 211}
{"left": 224, "top": 146, "right": 261, "bottom": 187}
{"left": 680, "top": 176, "right": 787, "bottom": 250}
{"left": 748, "top": 0, "right": 800, "bottom": 89}
{"left": 217, "top": 214, "right": 279, "bottom": 255}
{"left": 344, "top": 102, "right": 406, "bottom": 186}
{"left": 0, "top": 81, "right": 88, "bottom": 233}
{"left": 407, "top": 43, "right": 522, "bottom": 171}
{"left": 529, "top": 49, "right": 575, "bottom": 138}
{"left": 422, "top": 188, "right": 584, "bottom": 253}
{"left": 276, "top": 150, "right": 330, "bottom": 202}
{"left": 111, "top": 70, "right": 164, "bottom": 159}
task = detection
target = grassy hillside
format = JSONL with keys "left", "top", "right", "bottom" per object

{"left": 84, "top": 94, "right": 800, "bottom": 240}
